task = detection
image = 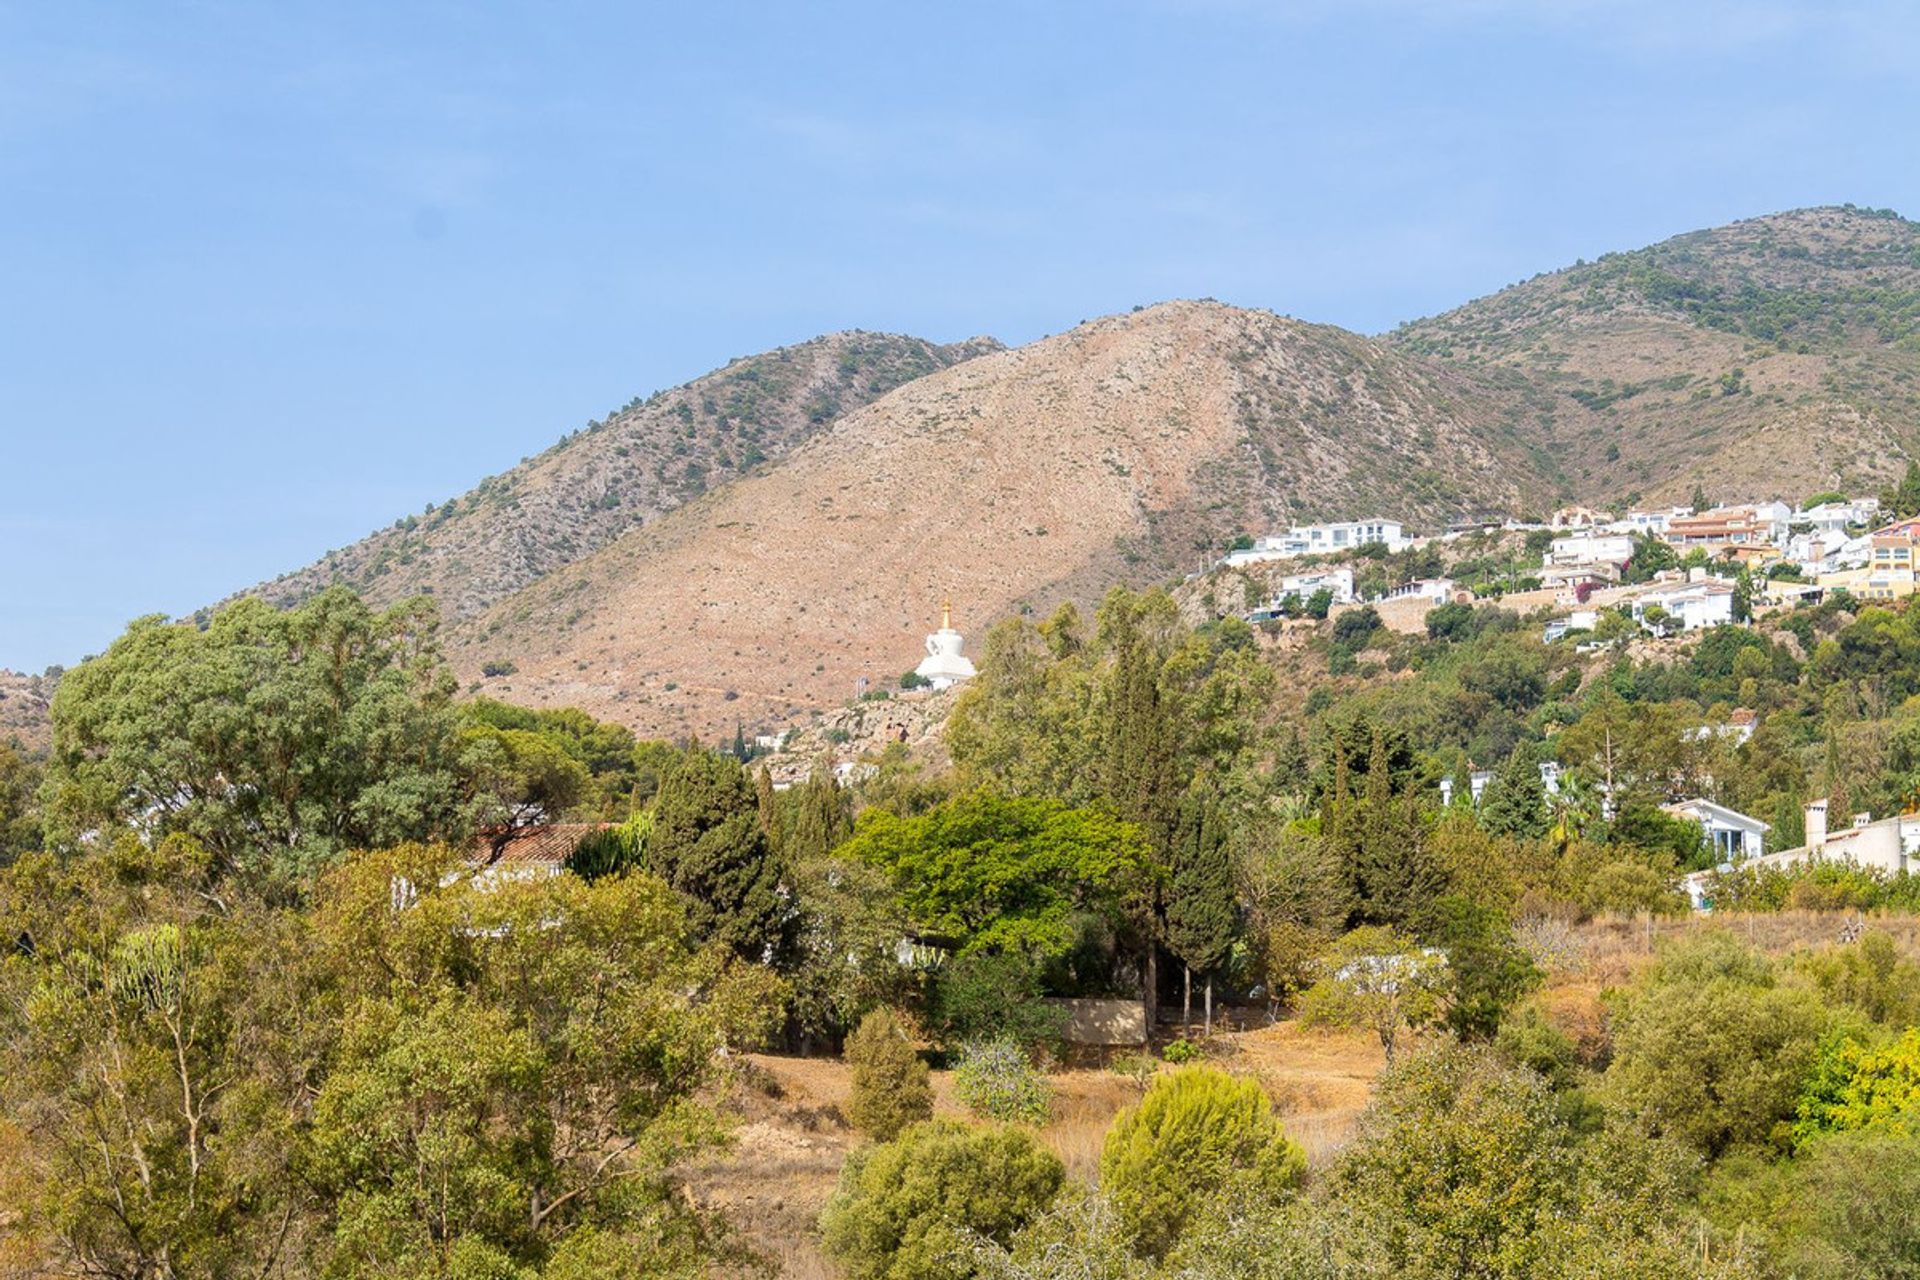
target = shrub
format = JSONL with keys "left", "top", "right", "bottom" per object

{"left": 930, "top": 953, "right": 1067, "bottom": 1053}
{"left": 1110, "top": 1052, "right": 1159, "bottom": 1092}
{"left": 1161, "top": 1037, "right": 1201, "bottom": 1064}
{"left": 845, "top": 1008, "right": 934, "bottom": 1140}
{"left": 1604, "top": 937, "right": 1828, "bottom": 1156}
{"left": 819, "top": 1120, "right": 1065, "bottom": 1280}
{"left": 1098, "top": 1066, "right": 1307, "bottom": 1259}
{"left": 953, "top": 1038, "right": 1051, "bottom": 1125}
{"left": 482, "top": 659, "right": 517, "bottom": 678}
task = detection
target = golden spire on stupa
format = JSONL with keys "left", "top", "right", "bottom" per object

{"left": 942, "top": 596, "right": 953, "bottom": 631}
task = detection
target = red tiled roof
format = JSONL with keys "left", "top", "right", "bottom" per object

{"left": 468, "top": 823, "right": 612, "bottom": 867}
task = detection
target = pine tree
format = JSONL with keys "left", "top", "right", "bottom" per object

{"left": 1883, "top": 459, "right": 1920, "bottom": 519}
{"left": 647, "top": 749, "right": 794, "bottom": 962}
{"left": 1345, "top": 730, "right": 1446, "bottom": 928}
{"left": 1480, "top": 747, "right": 1549, "bottom": 840}
{"left": 1165, "top": 783, "right": 1237, "bottom": 1034}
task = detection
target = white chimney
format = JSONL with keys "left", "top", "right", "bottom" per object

{"left": 1805, "top": 799, "right": 1828, "bottom": 852}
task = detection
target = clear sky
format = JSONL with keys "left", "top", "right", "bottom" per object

{"left": 3, "top": 0, "right": 1917, "bottom": 670}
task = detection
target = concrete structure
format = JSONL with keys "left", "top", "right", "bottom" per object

{"left": 1551, "top": 506, "right": 1614, "bottom": 530}
{"left": 914, "top": 601, "right": 977, "bottom": 690}
{"left": 1386, "top": 577, "right": 1455, "bottom": 602}
{"left": 1797, "top": 499, "right": 1878, "bottom": 534}
{"left": 1045, "top": 997, "right": 1150, "bottom": 1046}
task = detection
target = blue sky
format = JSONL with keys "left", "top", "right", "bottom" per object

{"left": 3, "top": 0, "right": 1917, "bottom": 670}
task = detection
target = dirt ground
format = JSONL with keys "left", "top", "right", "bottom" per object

{"left": 684, "top": 1023, "right": 1385, "bottom": 1279}
{"left": 685, "top": 910, "right": 1920, "bottom": 1278}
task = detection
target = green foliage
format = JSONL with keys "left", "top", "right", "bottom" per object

{"left": 1098, "top": 1066, "right": 1306, "bottom": 1259}
{"left": 562, "top": 811, "right": 652, "bottom": 880}
{"left": 1428, "top": 895, "right": 1540, "bottom": 1041}
{"left": 845, "top": 791, "right": 1151, "bottom": 960}
{"left": 1298, "top": 926, "right": 1447, "bottom": 1063}
{"left": 786, "top": 851, "right": 917, "bottom": 1047}
{"left": 43, "top": 589, "right": 476, "bottom": 880}
{"left": 930, "top": 952, "right": 1068, "bottom": 1053}
{"left": 0, "top": 739, "right": 42, "bottom": 862}
{"left": 1332, "top": 605, "right": 1382, "bottom": 648}
{"left": 1604, "top": 935, "right": 1828, "bottom": 1156}
{"left": 1164, "top": 784, "right": 1237, "bottom": 981}
{"left": 1794, "top": 1028, "right": 1920, "bottom": 1142}
{"left": 1161, "top": 1037, "right": 1201, "bottom": 1064}
{"left": 646, "top": 748, "right": 795, "bottom": 961}
{"left": 1479, "top": 747, "right": 1549, "bottom": 839}
{"left": 819, "top": 1120, "right": 1065, "bottom": 1280}
{"left": 845, "top": 1008, "right": 934, "bottom": 1140}
{"left": 952, "top": 1038, "right": 1052, "bottom": 1125}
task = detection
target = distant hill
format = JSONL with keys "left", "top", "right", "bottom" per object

{"left": 1392, "top": 205, "right": 1920, "bottom": 505}
{"left": 0, "top": 670, "right": 55, "bottom": 752}
{"left": 249, "top": 331, "right": 1002, "bottom": 620}
{"left": 443, "top": 301, "right": 1555, "bottom": 738}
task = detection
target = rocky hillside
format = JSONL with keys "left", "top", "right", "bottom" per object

{"left": 1393, "top": 205, "right": 1920, "bottom": 504}
{"left": 448, "top": 301, "right": 1556, "bottom": 738}
{"left": 249, "top": 331, "right": 1001, "bottom": 620}
{"left": 0, "top": 670, "right": 56, "bottom": 752}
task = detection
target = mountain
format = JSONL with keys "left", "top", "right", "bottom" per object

{"left": 1392, "top": 205, "right": 1920, "bottom": 505}
{"left": 443, "top": 301, "right": 1555, "bottom": 737}
{"left": 250, "top": 331, "right": 1002, "bottom": 620}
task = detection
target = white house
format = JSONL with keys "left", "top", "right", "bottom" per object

{"left": 1275, "top": 566, "right": 1356, "bottom": 605}
{"left": 1664, "top": 797, "right": 1769, "bottom": 863}
{"left": 1629, "top": 578, "right": 1736, "bottom": 633}
{"left": 1605, "top": 508, "right": 1688, "bottom": 537}
{"left": 1681, "top": 799, "right": 1920, "bottom": 909}
{"left": 1546, "top": 533, "right": 1635, "bottom": 568}
{"left": 1543, "top": 608, "right": 1600, "bottom": 643}
{"left": 1797, "top": 499, "right": 1878, "bottom": 534}
{"left": 1386, "top": 577, "right": 1455, "bottom": 602}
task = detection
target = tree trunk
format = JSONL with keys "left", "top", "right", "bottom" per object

{"left": 1182, "top": 965, "right": 1192, "bottom": 1033}
{"left": 1204, "top": 975, "right": 1214, "bottom": 1036}
{"left": 1144, "top": 948, "right": 1158, "bottom": 1037}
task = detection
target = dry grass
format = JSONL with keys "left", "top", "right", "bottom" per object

{"left": 694, "top": 1021, "right": 1388, "bottom": 1276}
{"left": 1566, "top": 909, "right": 1920, "bottom": 988}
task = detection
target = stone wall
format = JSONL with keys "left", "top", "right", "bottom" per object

{"left": 1046, "top": 997, "right": 1149, "bottom": 1046}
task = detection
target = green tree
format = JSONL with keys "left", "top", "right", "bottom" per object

{"left": 1479, "top": 746, "right": 1549, "bottom": 839}
{"left": 1605, "top": 935, "right": 1828, "bottom": 1156}
{"left": 820, "top": 1120, "right": 1065, "bottom": 1280}
{"left": 1429, "top": 895, "right": 1540, "bottom": 1042}
{"left": 1882, "top": 459, "right": 1920, "bottom": 519}
{"left": 785, "top": 757, "right": 853, "bottom": 862}
{"left": 1298, "top": 926, "right": 1447, "bottom": 1063}
{"left": 646, "top": 747, "right": 795, "bottom": 962}
{"left": 845, "top": 792, "right": 1151, "bottom": 960}
{"left": 42, "top": 589, "right": 476, "bottom": 881}
{"left": 0, "top": 739, "right": 41, "bottom": 861}
{"left": 952, "top": 1038, "right": 1052, "bottom": 1125}
{"left": 1165, "top": 784, "right": 1238, "bottom": 1033}
{"left": 845, "top": 1008, "right": 934, "bottom": 1141}
{"left": 1098, "top": 1066, "right": 1306, "bottom": 1260}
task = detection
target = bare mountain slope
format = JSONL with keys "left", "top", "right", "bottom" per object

{"left": 250, "top": 331, "right": 1001, "bottom": 620}
{"left": 450, "top": 301, "right": 1556, "bottom": 737}
{"left": 1393, "top": 205, "right": 1920, "bottom": 504}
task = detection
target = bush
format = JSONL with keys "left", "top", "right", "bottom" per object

{"left": 845, "top": 1008, "right": 934, "bottom": 1140}
{"left": 1604, "top": 937, "right": 1828, "bottom": 1156}
{"left": 1161, "top": 1037, "right": 1201, "bottom": 1064}
{"left": 953, "top": 1038, "right": 1051, "bottom": 1125}
{"left": 931, "top": 953, "right": 1067, "bottom": 1053}
{"left": 820, "top": 1120, "right": 1065, "bottom": 1280}
{"left": 482, "top": 659, "right": 517, "bottom": 678}
{"left": 1098, "top": 1066, "right": 1307, "bottom": 1259}
{"left": 1332, "top": 605, "right": 1382, "bottom": 647}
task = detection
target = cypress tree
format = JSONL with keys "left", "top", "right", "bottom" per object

{"left": 787, "top": 757, "right": 851, "bottom": 863}
{"left": 1165, "top": 783, "right": 1237, "bottom": 1034}
{"left": 647, "top": 749, "right": 794, "bottom": 962}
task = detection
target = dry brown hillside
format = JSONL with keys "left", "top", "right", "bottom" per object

{"left": 247, "top": 331, "right": 1000, "bottom": 621}
{"left": 449, "top": 301, "right": 1556, "bottom": 738}
{"left": 0, "top": 670, "right": 54, "bottom": 752}
{"left": 1393, "top": 205, "right": 1920, "bottom": 505}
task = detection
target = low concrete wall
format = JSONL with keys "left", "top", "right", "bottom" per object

{"left": 1046, "top": 997, "right": 1148, "bottom": 1046}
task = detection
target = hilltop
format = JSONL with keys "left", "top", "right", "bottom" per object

{"left": 249, "top": 331, "right": 1001, "bottom": 620}
{"left": 1394, "top": 205, "right": 1920, "bottom": 504}
{"left": 0, "top": 669, "right": 55, "bottom": 752}
{"left": 446, "top": 301, "right": 1554, "bottom": 737}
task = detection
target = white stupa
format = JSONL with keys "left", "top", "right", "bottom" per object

{"left": 914, "top": 599, "right": 977, "bottom": 691}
